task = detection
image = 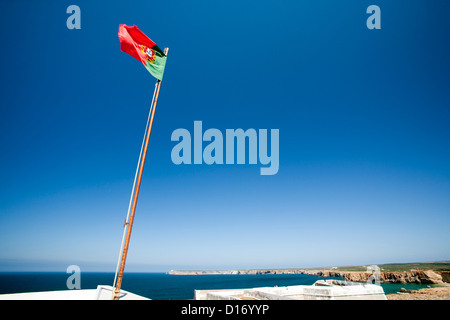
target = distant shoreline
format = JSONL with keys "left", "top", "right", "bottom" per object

{"left": 169, "top": 262, "right": 450, "bottom": 285}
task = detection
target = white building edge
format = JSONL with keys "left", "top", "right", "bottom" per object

{"left": 195, "top": 280, "right": 387, "bottom": 300}
{"left": 0, "top": 285, "right": 149, "bottom": 300}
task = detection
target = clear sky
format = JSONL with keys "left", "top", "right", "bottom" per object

{"left": 0, "top": 0, "right": 449, "bottom": 272}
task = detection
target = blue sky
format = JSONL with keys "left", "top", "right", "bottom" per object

{"left": 0, "top": 0, "right": 449, "bottom": 272}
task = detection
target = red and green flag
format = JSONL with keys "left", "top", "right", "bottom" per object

{"left": 118, "top": 24, "right": 167, "bottom": 80}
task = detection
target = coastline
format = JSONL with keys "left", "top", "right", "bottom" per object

{"left": 169, "top": 262, "right": 450, "bottom": 286}
{"left": 168, "top": 268, "right": 449, "bottom": 285}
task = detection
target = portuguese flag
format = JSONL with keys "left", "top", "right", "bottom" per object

{"left": 118, "top": 24, "right": 167, "bottom": 80}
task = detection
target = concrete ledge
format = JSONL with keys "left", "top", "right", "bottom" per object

{"left": 195, "top": 280, "right": 387, "bottom": 300}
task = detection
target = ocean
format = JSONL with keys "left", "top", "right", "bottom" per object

{"left": 0, "top": 272, "right": 437, "bottom": 299}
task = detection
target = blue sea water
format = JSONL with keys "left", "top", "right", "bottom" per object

{"left": 0, "top": 272, "right": 438, "bottom": 299}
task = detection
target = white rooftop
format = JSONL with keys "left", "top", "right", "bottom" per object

{"left": 0, "top": 285, "right": 149, "bottom": 300}
{"left": 195, "top": 280, "right": 387, "bottom": 300}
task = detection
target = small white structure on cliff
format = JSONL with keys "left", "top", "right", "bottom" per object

{"left": 195, "top": 280, "right": 387, "bottom": 300}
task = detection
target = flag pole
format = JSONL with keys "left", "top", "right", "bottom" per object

{"left": 113, "top": 47, "right": 169, "bottom": 300}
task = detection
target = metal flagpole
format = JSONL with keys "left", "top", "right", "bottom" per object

{"left": 111, "top": 81, "right": 157, "bottom": 299}
{"left": 113, "top": 47, "right": 169, "bottom": 300}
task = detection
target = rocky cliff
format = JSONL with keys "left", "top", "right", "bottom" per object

{"left": 303, "top": 269, "right": 445, "bottom": 284}
{"left": 438, "top": 271, "right": 450, "bottom": 283}
{"left": 344, "top": 270, "right": 443, "bottom": 284}
{"left": 169, "top": 269, "right": 448, "bottom": 284}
